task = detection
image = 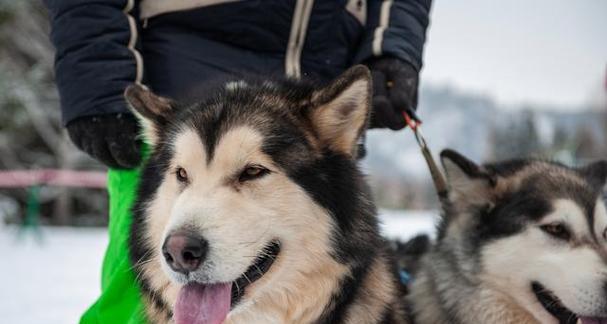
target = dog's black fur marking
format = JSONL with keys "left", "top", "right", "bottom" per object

{"left": 129, "top": 139, "right": 177, "bottom": 318}
{"left": 580, "top": 161, "right": 607, "bottom": 193}
{"left": 281, "top": 151, "right": 385, "bottom": 322}
{"left": 379, "top": 305, "right": 399, "bottom": 324}
{"left": 287, "top": 151, "right": 379, "bottom": 260}
{"left": 318, "top": 265, "right": 369, "bottom": 323}
{"left": 483, "top": 159, "right": 532, "bottom": 178}
{"left": 472, "top": 189, "right": 554, "bottom": 247}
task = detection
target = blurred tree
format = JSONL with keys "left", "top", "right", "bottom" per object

{"left": 0, "top": 1, "right": 107, "bottom": 226}
{"left": 602, "top": 100, "right": 607, "bottom": 155}
{"left": 551, "top": 125, "right": 570, "bottom": 151}
{"left": 573, "top": 125, "right": 598, "bottom": 161}
{"left": 488, "top": 109, "right": 542, "bottom": 160}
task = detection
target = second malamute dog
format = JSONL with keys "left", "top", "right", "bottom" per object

{"left": 406, "top": 150, "right": 607, "bottom": 324}
{"left": 124, "top": 66, "right": 407, "bottom": 324}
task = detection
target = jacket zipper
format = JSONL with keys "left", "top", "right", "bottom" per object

{"left": 285, "top": 0, "right": 314, "bottom": 79}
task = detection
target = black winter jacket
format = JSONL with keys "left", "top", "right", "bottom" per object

{"left": 44, "top": 0, "right": 432, "bottom": 125}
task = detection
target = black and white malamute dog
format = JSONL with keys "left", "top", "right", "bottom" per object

{"left": 405, "top": 150, "right": 607, "bottom": 324}
{"left": 124, "top": 66, "right": 406, "bottom": 324}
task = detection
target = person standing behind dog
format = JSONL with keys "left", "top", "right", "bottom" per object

{"left": 44, "top": 1, "right": 432, "bottom": 322}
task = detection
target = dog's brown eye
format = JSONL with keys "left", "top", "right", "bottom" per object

{"left": 603, "top": 228, "right": 607, "bottom": 241}
{"left": 239, "top": 165, "right": 269, "bottom": 182}
{"left": 176, "top": 167, "right": 189, "bottom": 183}
{"left": 540, "top": 223, "right": 571, "bottom": 241}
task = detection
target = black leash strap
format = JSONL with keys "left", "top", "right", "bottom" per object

{"left": 403, "top": 111, "right": 448, "bottom": 200}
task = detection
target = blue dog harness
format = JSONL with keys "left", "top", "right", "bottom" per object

{"left": 399, "top": 269, "right": 412, "bottom": 285}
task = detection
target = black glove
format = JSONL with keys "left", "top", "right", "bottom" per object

{"left": 366, "top": 57, "right": 419, "bottom": 130}
{"left": 67, "top": 113, "right": 142, "bottom": 169}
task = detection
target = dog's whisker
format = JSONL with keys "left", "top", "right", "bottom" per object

{"left": 254, "top": 264, "right": 264, "bottom": 276}
{"left": 234, "top": 280, "right": 241, "bottom": 297}
{"left": 242, "top": 273, "right": 252, "bottom": 284}
{"left": 130, "top": 253, "right": 157, "bottom": 272}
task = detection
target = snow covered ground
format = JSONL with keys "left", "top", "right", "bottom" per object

{"left": 0, "top": 210, "right": 438, "bottom": 324}
{"left": 0, "top": 225, "right": 108, "bottom": 324}
{"left": 379, "top": 210, "right": 438, "bottom": 240}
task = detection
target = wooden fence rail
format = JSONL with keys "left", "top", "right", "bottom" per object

{"left": 0, "top": 170, "right": 107, "bottom": 189}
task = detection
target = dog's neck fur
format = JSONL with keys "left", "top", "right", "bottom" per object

{"left": 224, "top": 253, "right": 349, "bottom": 324}
{"left": 408, "top": 212, "right": 539, "bottom": 324}
{"left": 223, "top": 246, "right": 405, "bottom": 324}
{"left": 409, "top": 254, "right": 538, "bottom": 324}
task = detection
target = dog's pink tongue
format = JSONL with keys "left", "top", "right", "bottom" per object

{"left": 174, "top": 282, "right": 232, "bottom": 324}
{"left": 579, "top": 317, "right": 607, "bottom": 324}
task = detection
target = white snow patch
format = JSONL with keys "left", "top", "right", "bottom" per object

{"left": 379, "top": 209, "right": 438, "bottom": 240}
{"left": 0, "top": 227, "right": 107, "bottom": 324}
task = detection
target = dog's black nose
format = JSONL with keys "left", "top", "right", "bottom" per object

{"left": 162, "top": 232, "right": 208, "bottom": 274}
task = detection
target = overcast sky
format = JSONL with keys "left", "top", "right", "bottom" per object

{"left": 421, "top": 0, "right": 607, "bottom": 110}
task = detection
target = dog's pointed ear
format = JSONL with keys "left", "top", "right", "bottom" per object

{"left": 308, "top": 65, "right": 371, "bottom": 157}
{"left": 124, "top": 84, "right": 176, "bottom": 145}
{"left": 580, "top": 160, "right": 607, "bottom": 192}
{"left": 441, "top": 149, "right": 497, "bottom": 205}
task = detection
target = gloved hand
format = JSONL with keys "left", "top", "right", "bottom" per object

{"left": 67, "top": 113, "right": 142, "bottom": 169}
{"left": 366, "top": 57, "right": 419, "bottom": 130}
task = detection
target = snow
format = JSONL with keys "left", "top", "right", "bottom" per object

{"left": 0, "top": 210, "right": 438, "bottom": 324}
{"left": 0, "top": 226, "right": 108, "bottom": 324}
{"left": 379, "top": 209, "right": 439, "bottom": 240}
